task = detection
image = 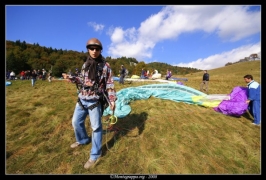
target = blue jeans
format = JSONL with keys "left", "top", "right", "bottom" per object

{"left": 31, "top": 79, "right": 36, "bottom": 86}
{"left": 72, "top": 98, "right": 102, "bottom": 161}
{"left": 119, "top": 75, "right": 124, "bottom": 84}
{"left": 248, "top": 100, "right": 261, "bottom": 125}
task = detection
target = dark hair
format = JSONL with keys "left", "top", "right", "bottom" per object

{"left": 243, "top": 74, "right": 253, "bottom": 80}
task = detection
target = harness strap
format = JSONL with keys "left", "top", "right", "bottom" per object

{"left": 87, "top": 101, "right": 100, "bottom": 110}
{"left": 77, "top": 98, "right": 101, "bottom": 111}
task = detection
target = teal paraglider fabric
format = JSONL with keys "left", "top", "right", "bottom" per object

{"left": 103, "top": 83, "right": 208, "bottom": 118}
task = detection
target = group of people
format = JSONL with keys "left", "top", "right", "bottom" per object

{"left": 140, "top": 69, "right": 172, "bottom": 80}
{"left": 6, "top": 69, "right": 53, "bottom": 86}
{"left": 119, "top": 68, "right": 171, "bottom": 81}
{"left": 28, "top": 69, "right": 51, "bottom": 86}
{"left": 6, "top": 69, "right": 50, "bottom": 81}
{"left": 19, "top": 70, "right": 32, "bottom": 80}
{"left": 140, "top": 68, "right": 150, "bottom": 79}
{"left": 199, "top": 70, "right": 260, "bottom": 126}
{"left": 66, "top": 37, "right": 261, "bottom": 171}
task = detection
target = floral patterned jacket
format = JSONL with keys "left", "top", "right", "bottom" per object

{"left": 72, "top": 61, "right": 116, "bottom": 103}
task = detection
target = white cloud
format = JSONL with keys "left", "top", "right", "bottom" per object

{"left": 214, "top": 6, "right": 261, "bottom": 42}
{"left": 175, "top": 42, "right": 261, "bottom": 70}
{"left": 110, "top": 27, "right": 124, "bottom": 43}
{"left": 108, "top": 26, "right": 152, "bottom": 59}
{"left": 106, "top": 5, "right": 261, "bottom": 67}
{"left": 87, "top": 22, "right": 104, "bottom": 32}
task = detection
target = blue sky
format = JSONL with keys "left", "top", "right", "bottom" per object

{"left": 6, "top": 5, "right": 261, "bottom": 70}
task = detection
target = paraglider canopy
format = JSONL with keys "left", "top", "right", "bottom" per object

{"left": 103, "top": 84, "right": 246, "bottom": 119}
{"left": 213, "top": 86, "right": 248, "bottom": 117}
{"left": 103, "top": 83, "right": 207, "bottom": 118}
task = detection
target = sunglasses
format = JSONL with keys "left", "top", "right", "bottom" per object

{"left": 87, "top": 46, "right": 101, "bottom": 51}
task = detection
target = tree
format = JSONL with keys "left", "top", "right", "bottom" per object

{"left": 6, "top": 52, "right": 17, "bottom": 72}
{"left": 135, "top": 61, "right": 146, "bottom": 75}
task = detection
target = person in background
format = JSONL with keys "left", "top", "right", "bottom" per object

{"left": 75, "top": 68, "right": 80, "bottom": 76}
{"left": 243, "top": 74, "right": 260, "bottom": 126}
{"left": 37, "top": 69, "right": 42, "bottom": 80}
{"left": 165, "top": 69, "right": 169, "bottom": 80}
{"left": 48, "top": 71, "right": 53, "bottom": 82}
{"left": 69, "top": 38, "right": 116, "bottom": 169}
{"left": 31, "top": 70, "right": 38, "bottom": 87}
{"left": 6, "top": 70, "right": 11, "bottom": 80}
{"left": 166, "top": 69, "right": 172, "bottom": 80}
{"left": 146, "top": 70, "right": 150, "bottom": 78}
{"left": 42, "top": 69, "right": 46, "bottom": 80}
{"left": 141, "top": 68, "right": 145, "bottom": 79}
{"left": 26, "top": 70, "right": 31, "bottom": 80}
{"left": 20, "top": 70, "right": 25, "bottom": 80}
{"left": 143, "top": 70, "right": 148, "bottom": 79}
{"left": 200, "top": 70, "right": 209, "bottom": 93}
{"left": 23, "top": 70, "right": 27, "bottom": 80}
{"left": 119, "top": 65, "right": 126, "bottom": 84}
{"left": 10, "top": 70, "right": 16, "bottom": 80}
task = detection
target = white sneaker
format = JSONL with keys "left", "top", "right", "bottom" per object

{"left": 84, "top": 159, "right": 98, "bottom": 169}
{"left": 70, "top": 142, "right": 81, "bottom": 148}
{"left": 252, "top": 123, "right": 260, "bottom": 126}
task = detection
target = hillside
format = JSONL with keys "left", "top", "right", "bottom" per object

{"left": 180, "top": 60, "right": 261, "bottom": 94}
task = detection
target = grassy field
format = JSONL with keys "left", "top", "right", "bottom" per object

{"left": 5, "top": 60, "right": 261, "bottom": 175}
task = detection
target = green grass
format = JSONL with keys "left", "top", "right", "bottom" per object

{"left": 5, "top": 60, "right": 261, "bottom": 174}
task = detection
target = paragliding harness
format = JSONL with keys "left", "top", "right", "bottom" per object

{"left": 71, "top": 59, "right": 109, "bottom": 115}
